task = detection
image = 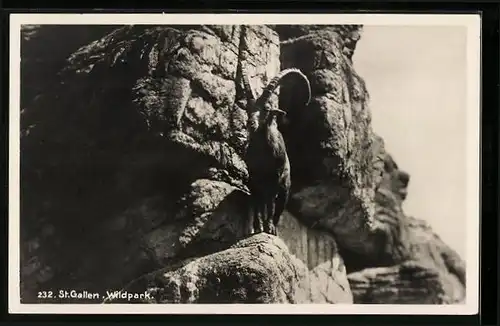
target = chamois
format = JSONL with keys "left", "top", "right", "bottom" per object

{"left": 242, "top": 67, "right": 311, "bottom": 235}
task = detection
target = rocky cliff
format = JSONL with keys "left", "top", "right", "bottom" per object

{"left": 19, "top": 24, "right": 465, "bottom": 304}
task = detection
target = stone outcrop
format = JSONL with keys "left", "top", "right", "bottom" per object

{"left": 344, "top": 135, "right": 466, "bottom": 303}
{"left": 348, "top": 260, "right": 465, "bottom": 304}
{"left": 19, "top": 24, "right": 465, "bottom": 304}
{"left": 106, "top": 232, "right": 351, "bottom": 304}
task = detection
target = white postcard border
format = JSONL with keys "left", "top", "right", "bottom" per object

{"left": 9, "top": 13, "right": 481, "bottom": 315}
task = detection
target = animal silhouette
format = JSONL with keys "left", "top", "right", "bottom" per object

{"left": 241, "top": 67, "right": 311, "bottom": 235}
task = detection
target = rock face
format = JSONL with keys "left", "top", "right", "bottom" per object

{"left": 20, "top": 24, "right": 465, "bottom": 304}
{"left": 345, "top": 135, "right": 466, "bottom": 304}
{"left": 277, "top": 212, "right": 352, "bottom": 303}
{"left": 276, "top": 25, "right": 382, "bottom": 257}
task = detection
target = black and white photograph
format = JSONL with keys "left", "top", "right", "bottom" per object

{"left": 9, "top": 13, "right": 480, "bottom": 314}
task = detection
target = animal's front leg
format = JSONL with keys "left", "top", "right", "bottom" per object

{"left": 245, "top": 199, "right": 255, "bottom": 236}
{"left": 253, "top": 199, "right": 265, "bottom": 233}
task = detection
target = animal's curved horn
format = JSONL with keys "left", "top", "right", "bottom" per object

{"left": 241, "top": 64, "right": 256, "bottom": 102}
{"left": 256, "top": 68, "right": 311, "bottom": 109}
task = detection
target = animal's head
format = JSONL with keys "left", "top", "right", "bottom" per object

{"left": 241, "top": 67, "right": 311, "bottom": 130}
{"left": 261, "top": 107, "right": 287, "bottom": 126}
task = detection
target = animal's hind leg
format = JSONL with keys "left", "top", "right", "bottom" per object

{"left": 265, "top": 198, "right": 277, "bottom": 235}
{"left": 272, "top": 188, "right": 289, "bottom": 234}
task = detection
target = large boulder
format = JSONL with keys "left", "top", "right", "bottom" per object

{"left": 106, "top": 233, "right": 351, "bottom": 304}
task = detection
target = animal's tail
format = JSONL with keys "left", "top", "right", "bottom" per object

{"left": 256, "top": 68, "right": 312, "bottom": 109}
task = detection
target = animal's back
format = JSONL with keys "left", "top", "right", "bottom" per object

{"left": 246, "top": 126, "right": 287, "bottom": 186}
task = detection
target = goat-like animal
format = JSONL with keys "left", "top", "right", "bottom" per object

{"left": 242, "top": 67, "right": 311, "bottom": 235}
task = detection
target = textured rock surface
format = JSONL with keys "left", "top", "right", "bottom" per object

{"left": 344, "top": 135, "right": 466, "bottom": 303}
{"left": 348, "top": 260, "right": 465, "bottom": 304}
{"left": 106, "top": 233, "right": 350, "bottom": 303}
{"left": 277, "top": 212, "right": 352, "bottom": 303}
{"left": 20, "top": 24, "right": 465, "bottom": 305}
{"left": 277, "top": 26, "right": 384, "bottom": 256}
{"left": 21, "top": 24, "right": 281, "bottom": 302}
